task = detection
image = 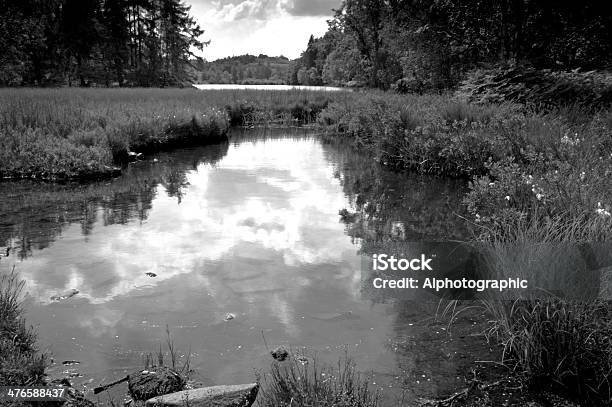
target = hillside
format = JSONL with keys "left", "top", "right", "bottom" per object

{"left": 191, "top": 54, "right": 291, "bottom": 85}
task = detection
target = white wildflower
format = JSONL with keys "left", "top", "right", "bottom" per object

{"left": 596, "top": 202, "right": 611, "bottom": 217}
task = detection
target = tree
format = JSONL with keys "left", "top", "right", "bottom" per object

{"left": 0, "top": 0, "right": 208, "bottom": 86}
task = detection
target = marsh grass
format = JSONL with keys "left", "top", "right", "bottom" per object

{"left": 461, "top": 216, "right": 612, "bottom": 404}
{"left": 257, "top": 351, "right": 380, "bottom": 407}
{"left": 481, "top": 298, "right": 612, "bottom": 404}
{"left": 0, "top": 88, "right": 340, "bottom": 180}
{"left": 0, "top": 268, "right": 48, "bottom": 386}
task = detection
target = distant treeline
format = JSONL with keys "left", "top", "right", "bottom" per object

{"left": 190, "top": 54, "right": 291, "bottom": 85}
{"left": 0, "top": 0, "right": 205, "bottom": 87}
{"left": 289, "top": 0, "right": 612, "bottom": 90}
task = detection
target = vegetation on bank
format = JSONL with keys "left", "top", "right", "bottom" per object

{"left": 317, "top": 92, "right": 612, "bottom": 237}
{"left": 0, "top": 269, "right": 48, "bottom": 388}
{"left": 257, "top": 352, "right": 380, "bottom": 407}
{"left": 316, "top": 92, "right": 612, "bottom": 403}
{"left": 0, "top": 88, "right": 334, "bottom": 181}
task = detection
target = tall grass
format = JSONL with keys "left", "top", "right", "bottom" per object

{"left": 0, "top": 88, "right": 340, "bottom": 181}
{"left": 0, "top": 268, "right": 48, "bottom": 386}
{"left": 257, "top": 351, "right": 380, "bottom": 407}
{"left": 470, "top": 217, "right": 612, "bottom": 405}
{"left": 481, "top": 298, "right": 612, "bottom": 404}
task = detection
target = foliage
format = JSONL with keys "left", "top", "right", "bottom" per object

{"left": 318, "top": 92, "right": 612, "bottom": 239}
{"left": 191, "top": 54, "right": 290, "bottom": 85}
{"left": 0, "top": 88, "right": 231, "bottom": 180}
{"left": 0, "top": 0, "right": 206, "bottom": 87}
{"left": 0, "top": 88, "right": 341, "bottom": 180}
{"left": 290, "top": 1, "right": 612, "bottom": 91}
{"left": 318, "top": 92, "right": 520, "bottom": 177}
{"left": 459, "top": 66, "right": 612, "bottom": 111}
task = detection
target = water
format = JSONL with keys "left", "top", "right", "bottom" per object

{"left": 193, "top": 84, "right": 346, "bottom": 91}
{"left": 0, "top": 129, "right": 489, "bottom": 404}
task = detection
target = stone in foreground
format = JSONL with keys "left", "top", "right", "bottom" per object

{"left": 145, "top": 383, "right": 259, "bottom": 407}
{"left": 129, "top": 366, "right": 186, "bottom": 401}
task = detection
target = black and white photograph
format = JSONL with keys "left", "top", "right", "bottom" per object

{"left": 1, "top": 1, "right": 612, "bottom": 406}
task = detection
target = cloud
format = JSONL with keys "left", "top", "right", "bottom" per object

{"left": 186, "top": 0, "right": 333, "bottom": 59}
{"left": 280, "top": 0, "right": 340, "bottom": 16}
{"left": 211, "top": 0, "right": 281, "bottom": 21}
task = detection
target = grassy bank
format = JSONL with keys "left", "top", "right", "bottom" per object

{"left": 317, "top": 92, "right": 612, "bottom": 404}
{"left": 0, "top": 269, "right": 48, "bottom": 389}
{"left": 317, "top": 91, "right": 612, "bottom": 237}
{"left": 0, "top": 88, "right": 337, "bottom": 181}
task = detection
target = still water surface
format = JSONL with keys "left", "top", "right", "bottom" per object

{"left": 0, "top": 129, "right": 483, "bottom": 404}
{"left": 193, "top": 84, "right": 346, "bottom": 91}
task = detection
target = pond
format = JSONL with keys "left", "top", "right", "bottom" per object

{"left": 193, "top": 84, "right": 346, "bottom": 91}
{"left": 0, "top": 129, "right": 489, "bottom": 405}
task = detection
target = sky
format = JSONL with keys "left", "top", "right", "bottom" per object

{"left": 186, "top": 0, "right": 342, "bottom": 61}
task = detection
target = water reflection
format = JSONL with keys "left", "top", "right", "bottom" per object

{"left": 0, "top": 143, "right": 229, "bottom": 260}
{"left": 0, "top": 129, "right": 479, "bottom": 404}
{"left": 320, "top": 138, "right": 471, "bottom": 244}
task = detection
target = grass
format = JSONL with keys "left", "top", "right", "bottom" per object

{"left": 480, "top": 297, "right": 612, "bottom": 404}
{"left": 0, "top": 88, "right": 340, "bottom": 181}
{"left": 462, "top": 216, "right": 612, "bottom": 405}
{"left": 257, "top": 350, "right": 380, "bottom": 407}
{"left": 0, "top": 268, "right": 48, "bottom": 387}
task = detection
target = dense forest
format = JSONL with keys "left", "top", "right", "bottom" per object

{"left": 0, "top": 0, "right": 205, "bottom": 86}
{"left": 2, "top": 0, "right": 611, "bottom": 89}
{"left": 289, "top": 0, "right": 612, "bottom": 90}
{"left": 190, "top": 54, "right": 291, "bottom": 85}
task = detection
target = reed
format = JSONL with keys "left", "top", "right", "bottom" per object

{"left": 257, "top": 350, "right": 380, "bottom": 407}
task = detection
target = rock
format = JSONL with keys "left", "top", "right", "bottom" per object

{"left": 270, "top": 347, "right": 289, "bottom": 361}
{"left": 145, "top": 383, "right": 259, "bottom": 407}
{"left": 145, "top": 272, "right": 157, "bottom": 277}
{"left": 224, "top": 313, "right": 236, "bottom": 321}
{"left": 50, "top": 289, "right": 79, "bottom": 301}
{"left": 128, "top": 366, "right": 186, "bottom": 401}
